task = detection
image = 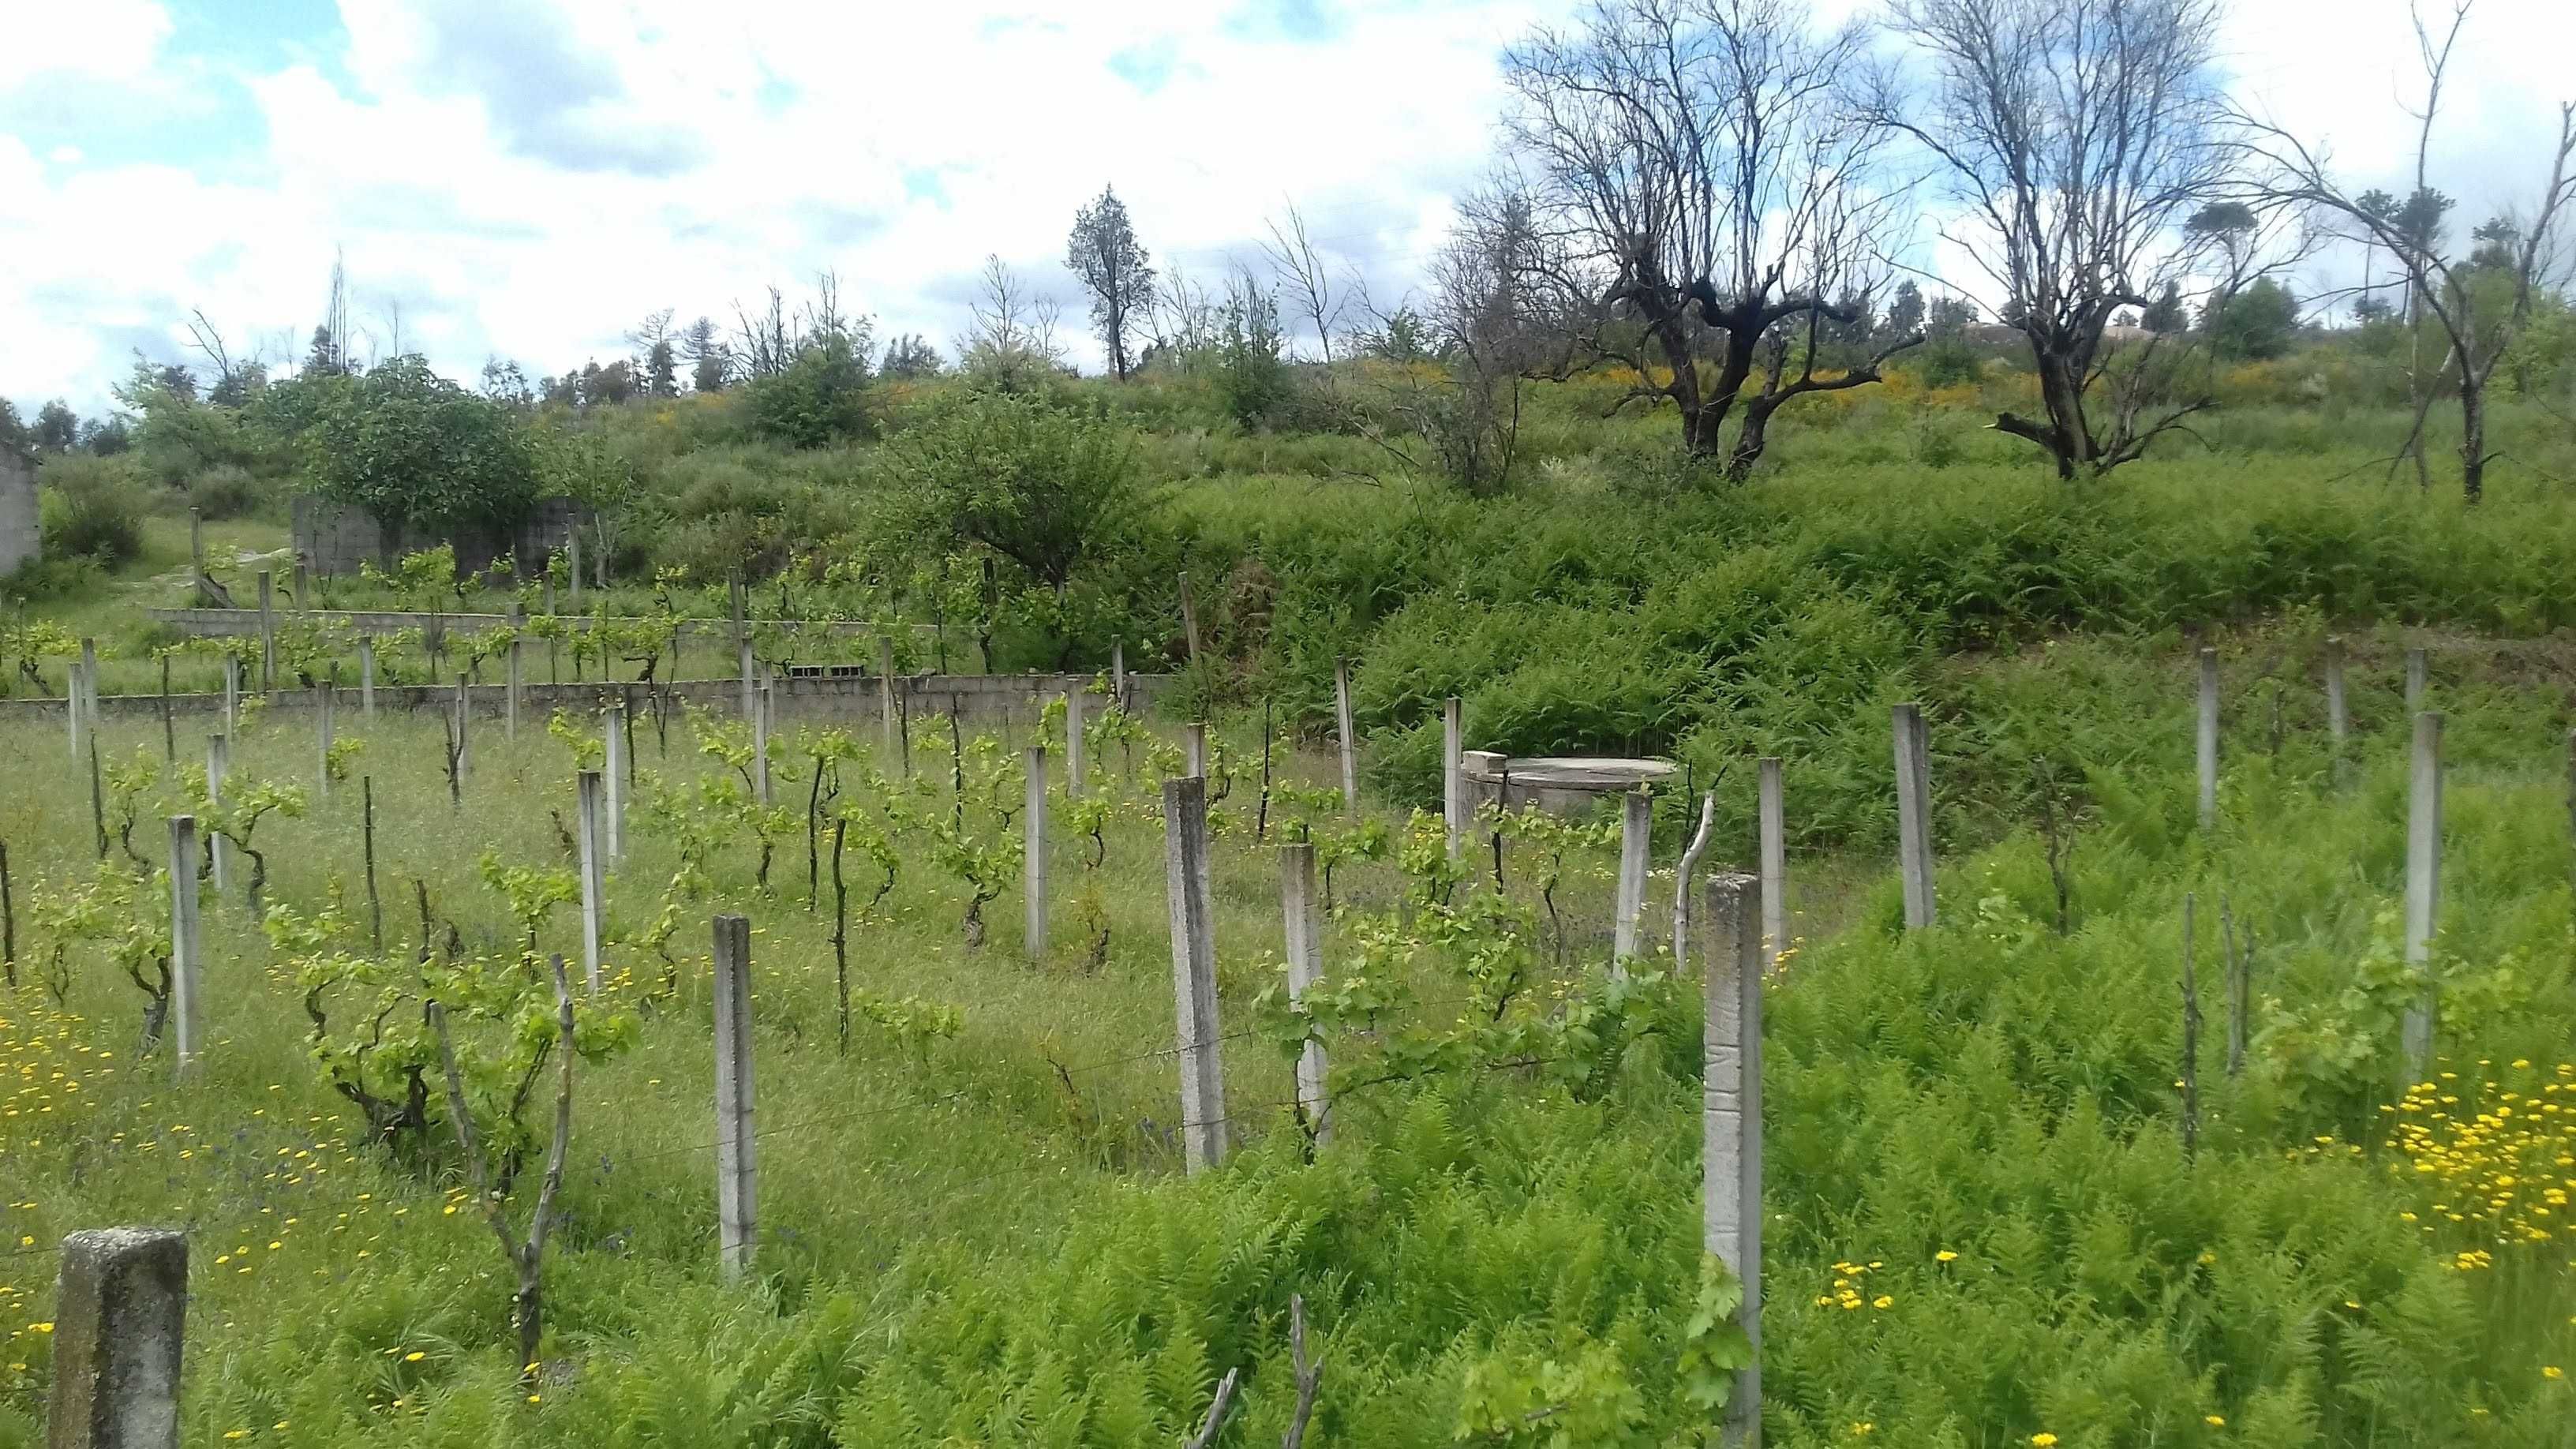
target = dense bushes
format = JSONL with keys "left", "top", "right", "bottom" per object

{"left": 36, "top": 454, "right": 150, "bottom": 565}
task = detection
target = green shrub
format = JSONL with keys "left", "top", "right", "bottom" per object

{"left": 37, "top": 453, "right": 149, "bottom": 565}
{"left": 185, "top": 462, "right": 272, "bottom": 520}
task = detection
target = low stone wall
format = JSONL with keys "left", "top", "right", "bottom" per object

{"left": 144, "top": 608, "right": 925, "bottom": 641}
{"left": 0, "top": 671, "right": 1171, "bottom": 731}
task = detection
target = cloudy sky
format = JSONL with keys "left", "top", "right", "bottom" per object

{"left": 4, "top": 0, "right": 2570, "bottom": 417}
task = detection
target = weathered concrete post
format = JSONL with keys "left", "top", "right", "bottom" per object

{"left": 452, "top": 677, "right": 471, "bottom": 780}
{"left": 75, "top": 638, "right": 98, "bottom": 761}
{"left": 1064, "top": 689, "right": 1086, "bottom": 798}
{"left": 2401, "top": 712, "right": 2444, "bottom": 1076}
{"left": 221, "top": 654, "right": 240, "bottom": 738}
{"left": 1758, "top": 756, "right": 1786, "bottom": 972}
{"left": 46, "top": 1226, "right": 188, "bottom": 1449}
{"left": 204, "top": 736, "right": 230, "bottom": 897}
{"left": 2323, "top": 635, "right": 2348, "bottom": 745}
{"left": 66, "top": 653, "right": 85, "bottom": 762}
{"left": 505, "top": 638, "right": 522, "bottom": 742}
{"left": 710, "top": 914, "right": 757, "bottom": 1283}
{"left": 358, "top": 637, "right": 376, "bottom": 722}
{"left": 1185, "top": 722, "right": 1208, "bottom": 778}
{"left": 2196, "top": 647, "right": 2220, "bottom": 831}
{"left": 1702, "top": 871, "right": 1763, "bottom": 1445}
{"left": 1024, "top": 747, "right": 1049, "bottom": 960}
{"left": 256, "top": 571, "right": 275, "bottom": 692}
{"left": 1112, "top": 641, "right": 1127, "bottom": 710}
{"left": 1281, "top": 841, "right": 1331, "bottom": 1146}
{"left": 1163, "top": 776, "right": 1228, "bottom": 1173}
{"left": 1443, "top": 696, "right": 1465, "bottom": 863}
{"left": 315, "top": 680, "right": 335, "bottom": 801}
{"left": 1613, "top": 789, "right": 1652, "bottom": 969}
{"left": 1334, "top": 657, "right": 1360, "bottom": 817}
{"left": 576, "top": 770, "right": 605, "bottom": 993}
{"left": 602, "top": 700, "right": 627, "bottom": 862}
{"left": 1892, "top": 703, "right": 1936, "bottom": 930}
{"left": 878, "top": 635, "right": 898, "bottom": 761}
{"left": 168, "top": 816, "right": 203, "bottom": 1080}
{"left": 2405, "top": 646, "right": 2428, "bottom": 713}
{"left": 751, "top": 682, "right": 773, "bottom": 807}
{"left": 567, "top": 533, "right": 583, "bottom": 603}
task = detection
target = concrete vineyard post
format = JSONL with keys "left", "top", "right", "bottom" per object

{"left": 505, "top": 638, "right": 522, "bottom": 741}
{"left": 2323, "top": 635, "right": 2347, "bottom": 746}
{"left": 710, "top": 914, "right": 758, "bottom": 1283}
{"left": 576, "top": 770, "right": 605, "bottom": 993}
{"left": 567, "top": 533, "right": 582, "bottom": 602}
{"left": 256, "top": 571, "right": 275, "bottom": 692}
{"left": 2402, "top": 712, "right": 2444, "bottom": 1076}
{"left": 1613, "top": 789, "right": 1652, "bottom": 970}
{"left": 1892, "top": 703, "right": 1936, "bottom": 930}
{"left": 1334, "top": 657, "right": 1359, "bottom": 817}
{"left": 1065, "top": 689, "right": 1085, "bottom": 798}
{"left": 47, "top": 1227, "right": 189, "bottom": 1449}
{"left": 1702, "top": 871, "right": 1763, "bottom": 1446}
{"left": 452, "top": 677, "right": 471, "bottom": 780}
{"left": 168, "top": 816, "right": 203, "bottom": 1081}
{"left": 204, "top": 736, "right": 230, "bottom": 897}
{"left": 1024, "top": 747, "right": 1049, "bottom": 960}
{"left": 222, "top": 655, "right": 239, "bottom": 737}
{"left": 315, "top": 681, "right": 334, "bottom": 800}
{"left": 2196, "top": 648, "right": 2219, "bottom": 831}
{"left": 74, "top": 638, "right": 97, "bottom": 761}
{"left": 66, "top": 653, "right": 84, "bottom": 762}
{"left": 1443, "top": 696, "right": 1465, "bottom": 862}
{"left": 603, "top": 700, "right": 627, "bottom": 862}
{"left": 878, "top": 635, "right": 898, "bottom": 761}
{"left": 1113, "top": 641, "right": 1127, "bottom": 710}
{"left": 1758, "top": 756, "right": 1787, "bottom": 972}
{"left": 1281, "top": 841, "right": 1331, "bottom": 1146}
{"left": 1185, "top": 723, "right": 1208, "bottom": 779}
{"left": 1163, "top": 776, "right": 1228, "bottom": 1173}
{"left": 358, "top": 637, "right": 376, "bottom": 721}
{"left": 2406, "top": 647, "right": 2428, "bottom": 713}
{"left": 752, "top": 683, "right": 773, "bottom": 807}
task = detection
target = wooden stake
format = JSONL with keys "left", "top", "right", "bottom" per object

{"left": 315, "top": 680, "right": 334, "bottom": 800}
{"left": 363, "top": 775, "right": 381, "bottom": 955}
{"left": 1674, "top": 792, "right": 1716, "bottom": 968}
{"left": 1892, "top": 703, "right": 1935, "bottom": 929}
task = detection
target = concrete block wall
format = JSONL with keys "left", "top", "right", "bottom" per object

{"left": 291, "top": 495, "right": 595, "bottom": 579}
{"left": 0, "top": 451, "right": 36, "bottom": 576}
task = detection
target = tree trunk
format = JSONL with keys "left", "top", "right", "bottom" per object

{"left": 514, "top": 1256, "right": 543, "bottom": 1385}
{"left": 2458, "top": 365, "right": 2486, "bottom": 504}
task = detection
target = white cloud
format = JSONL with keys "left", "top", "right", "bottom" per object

{"left": 0, "top": 0, "right": 172, "bottom": 88}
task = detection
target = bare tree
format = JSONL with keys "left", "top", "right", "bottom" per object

{"left": 1149, "top": 264, "right": 1224, "bottom": 370}
{"left": 1875, "top": 0, "right": 2235, "bottom": 478}
{"left": 1264, "top": 203, "right": 1349, "bottom": 364}
{"left": 732, "top": 287, "right": 796, "bottom": 380}
{"left": 1500, "top": 0, "right": 1918, "bottom": 480}
{"left": 2230, "top": 3, "right": 2575, "bottom": 502}
{"left": 957, "top": 255, "right": 1068, "bottom": 390}
{"left": 1066, "top": 185, "right": 1156, "bottom": 380}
